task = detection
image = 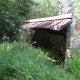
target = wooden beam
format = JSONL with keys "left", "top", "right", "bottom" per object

{"left": 25, "top": 13, "right": 73, "bottom": 22}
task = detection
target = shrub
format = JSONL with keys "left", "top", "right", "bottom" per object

{"left": 65, "top": 51, "right": 80, "bottom": 80}
{"left": 0, "top": 42, "right": 80, "bottom": 80}
{"left": 0, "top": 0, "right": 34, "bottom": 41}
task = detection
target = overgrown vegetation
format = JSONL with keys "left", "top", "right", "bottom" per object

{"left": 0, "top": 0, "right": 80, "bottom": 80}
{"left": 0, "top": 42, "right": 80, "bottom": 80}
{"left": 0, "top": 0, "right": 34, "bottom": 41}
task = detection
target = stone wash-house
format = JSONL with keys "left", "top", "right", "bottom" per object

{"left": 20, "top": 13, "right": 80, "bottom": 56}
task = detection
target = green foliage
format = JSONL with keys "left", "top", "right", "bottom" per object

{"left": 66, "top": 52, "right": 80, "bottom": 80}
{"left": 0, "top": 42, "right": 80, "bottom": 80}
{"left": 19, "top": 29, "right": 34, "bottom": 44}
{"left": 31, "top": 0, "right": 58, "bottom": 18}
{"left": 56, "top": 0, "right": 75, "bottom": 14}
{"left": 75, "top": 0, "right": 80, "bottom": 18}
{"left": 0, "top": 0, "right": 34, "bottom": 41}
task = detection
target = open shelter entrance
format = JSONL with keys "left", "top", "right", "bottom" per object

{"left": 32, "top": 28, "right": 66, "bottom": 50}
{"left": 20, "top": 13, "right": 80, "bottom": 62}
{"left": 31, "top": 28, "right": 66, "bottom": 61}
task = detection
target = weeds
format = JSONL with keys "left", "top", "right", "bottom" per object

{"left": 0, "top": 42, "right": 80, "bottom": 80}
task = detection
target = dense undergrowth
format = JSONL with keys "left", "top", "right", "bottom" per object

{"left": 0, "top": 42, "right": 80, "bottom": 80}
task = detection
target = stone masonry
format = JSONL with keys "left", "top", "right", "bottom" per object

{"left": 66, "top": 19, "right": 80, "bottom": 52}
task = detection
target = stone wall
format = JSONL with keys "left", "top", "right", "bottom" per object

{"left": 66, "top": 19, "right": 80, "bottom": 52}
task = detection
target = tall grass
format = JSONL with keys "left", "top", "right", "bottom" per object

{"left": 66, "top": 51, "right": 80, "bottom": 80}
{"left": 0, "top": 42, "right": 80, "bottom": 80}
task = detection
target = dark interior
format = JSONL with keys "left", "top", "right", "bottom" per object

{"left": 31, "top": 28, "right": 66, "bottom": 62}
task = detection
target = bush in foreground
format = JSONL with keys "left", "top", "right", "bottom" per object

{"left": 0, "top": 42, "right": 80, "bottom": 80}
{"left": 66, "top": 51, "right": 80, "bottom": 80}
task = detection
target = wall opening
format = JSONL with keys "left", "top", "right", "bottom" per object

{"left": 31, "top": 28, "right": 66, "bottom": 62}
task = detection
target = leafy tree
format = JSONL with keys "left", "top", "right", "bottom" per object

{"left": 30, "top": 0, "right": 58, "bottom": 18}
{"left": 30, "top": 0, "right": 75, "bottom": 19}
{"left": 0, "top": 0, "right": 34, "bottom": 41}
{"left": 75, "top": 0, "right": 80, "bottom": 18}
{"left": 55, "top": 0, "right": 75, "bottom": 15}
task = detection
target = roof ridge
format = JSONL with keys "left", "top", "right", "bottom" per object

{"left": 25, "top": 13, "right": 73, "bottom": 22}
